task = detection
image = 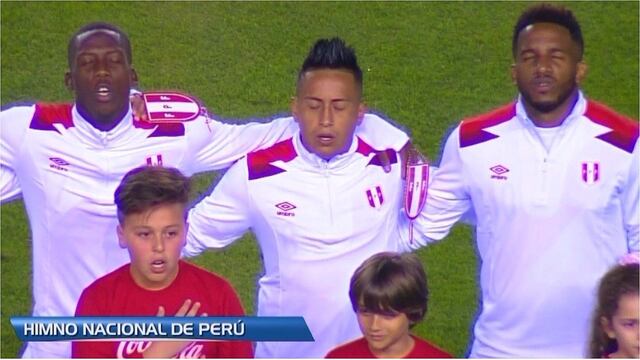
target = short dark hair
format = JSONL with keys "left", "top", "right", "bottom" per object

{"left": 512, "top": 3, "right": 584, "bottom": 59}
{"left": 589, "top": 263, "right": 640, "bottom": 358}
{"left": 297, "top": 37, "right": 363, "bottom": 95}
{"left": 114, "top": 166, "right": 190, "bottom": 224}
{"left": 68, "top": 22, "right": 133, "bottom": 67}
{"left": 349, "top": 252, "right": 428, "bottom": 326}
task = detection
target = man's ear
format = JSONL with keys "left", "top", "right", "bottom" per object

{"left": 130, "top": 68, "right": 139, "bottom": 88}
{"left": 117, "top": 225, "right": 127, "bottom": 249}
{"left": 510, "top": 64, "right": 517, "bottom": 85}
{"left": 65, "top": 71, "right": 73, "bottom": 91}
{"left": 357, "top": 102, "right": 366, "bottom": 126}
{"left": 576, "top": 61, "right": 588, "bottom": 85}
{"left": 291, "top": 96, "right": 299, "bottom": 123}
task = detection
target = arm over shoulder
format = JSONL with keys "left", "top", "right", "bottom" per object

{"left": 356, "top": 112, "right": 410, "bottom": 151}
{"left": 184, "top": 159, "right": 253, "bottom": 257}
{"left": 0, "top": 104, "right": 36, "bottom": 202}
{"left": 186, "top": 115, "right": 297, "bottom": 174}
{"left": 406, "top": 126, "right": 472, "bottom": 249}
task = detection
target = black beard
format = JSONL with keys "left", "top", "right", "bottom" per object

{"left": 521, "top": 82, "right": 578, "bottom": 114}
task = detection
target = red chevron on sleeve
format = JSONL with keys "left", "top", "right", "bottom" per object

{"left": 459, "top": 103, "right": 516, "bottom": 148}
{"left": 585, "top": 100, "right": 639, "bottom": 154}
{"left": 247, "top": 138, "right": 297, "bottom": 180}
{"left": 30, "top": 103, "right": 74, "bottom": 133}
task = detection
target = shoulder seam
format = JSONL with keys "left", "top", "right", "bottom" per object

{"left": 29, "top": 103, "right": 74, "bottom": 133}
{"left": 585, "top": 100, "right": 639, "bottom": 154}
{"left": 247, "top": 138, "right": 296, "bottom": 180}
{"left": 459, "top": 102, "right": 516, "bottom": 148}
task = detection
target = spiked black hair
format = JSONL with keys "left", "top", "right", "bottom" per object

{"left": 297, "top": 37, "right": 362, "bottom": 93}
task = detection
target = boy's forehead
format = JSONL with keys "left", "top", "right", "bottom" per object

{"left": 121, "top": 204, "right": 187, "bottom": 226}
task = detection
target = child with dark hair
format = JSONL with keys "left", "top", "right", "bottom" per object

{"left": 326, "top": 252, "right": 451, "bottom": 358}
{"left": 72, "top": 166, "right": 253, "bottom": 358}
{"left": 589, "top": 263, "right": 639, "bottom": 358}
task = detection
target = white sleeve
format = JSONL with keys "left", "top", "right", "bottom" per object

{"left": 357, "top": 113, "right": 409, "bottom": 151}
{"left": 0, "top": 104, "right": 32, "bottom": 203}
{"left": 183, "top": 159, "right": 253, "bottom": 257}
{"left": 623, "top": 141, "right": 639, "bottom": 252}
{"left": 187, "top": 116, "right": 297, "bottom": 174}
{"left": 403, "top": 126, "right": 472, "bottom": 250}
{"left": 186, "top": 112, "right": 408, "bottom": 174}
{"left": 1, "top": 166, "right": 21, "bottom": 203}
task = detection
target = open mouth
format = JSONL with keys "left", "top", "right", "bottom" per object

{"left": 533, "top": 77, "right": 554, "bottom": 92}
{"left": 150, "top": 259, "right": 166, "bottom": 273}
{"left": 95, "top": 84, "right": 113, "bottom": 102}
{"left": 317, "top": 134, "right": 335, "bottom": 145}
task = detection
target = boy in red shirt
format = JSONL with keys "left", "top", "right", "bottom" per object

{"left": 72, "top": 166, "right": 253, "bottom": 358}
{"left": 326, "top": 252, "right": 451, "bottom": 358}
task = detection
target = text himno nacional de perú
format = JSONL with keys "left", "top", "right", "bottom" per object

{"left": 23, "top": 320, "right": 246, "bottom": 338}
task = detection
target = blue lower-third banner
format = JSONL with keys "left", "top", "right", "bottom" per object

{"left": 11, "top": 317, "right": 314, "bottom": 342}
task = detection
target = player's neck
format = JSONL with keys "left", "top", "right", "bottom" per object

{"left": 76, "top": 104, "right": 128, "bottom": 132}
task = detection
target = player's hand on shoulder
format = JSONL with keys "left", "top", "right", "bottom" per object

{"left": 399, "top": 141, "right": 428, "bottom": 179}
{"left": 130, "top": 92, "right": 147, "bottom": 122}
{"left": 130, "top": 91, "right": 211, "bottom": 124}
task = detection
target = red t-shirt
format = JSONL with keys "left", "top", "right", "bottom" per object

{"left": 72, "top": 260, "right": 253, "bottom": 358}
{"left": 325, "top": 335, "right": 452, "bottom": 358}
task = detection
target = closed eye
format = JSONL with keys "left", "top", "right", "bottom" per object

{"left": 304, "top": 99, "right": 322, "bottom": 110}
{"left": 77, "top": 55, "right": 95, "bottom": 67}
{"left": 332, "top": 101, "right": 348, "bottom": 111}
{"left": 622, "top": 320, "right": 638, "bottom": 328}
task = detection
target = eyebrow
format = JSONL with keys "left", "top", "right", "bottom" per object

{"left": 519, "top": 47, "right": 568, "bottom": 55}
{"left": 131, "top": 224, "right": 181, "bottom": 230}
{"left": 303, "top": 96, "right": 349, "bottom": 102}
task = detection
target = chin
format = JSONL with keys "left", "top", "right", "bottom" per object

{"left": 530, "top": 101, "right": 560, "bottom": 113}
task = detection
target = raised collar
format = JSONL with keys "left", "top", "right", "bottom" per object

{"left": 292, "top": 130, "right": 360, "bottom": 171}
{"left": 72, "top": 104, "right": 137, "bottom": 147}
{"left": 515, "top": 90, "right": 586, "bottom": 129}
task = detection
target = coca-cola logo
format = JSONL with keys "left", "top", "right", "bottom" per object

{"left": 116, "top": 340, "right": 204, "bottom": 358}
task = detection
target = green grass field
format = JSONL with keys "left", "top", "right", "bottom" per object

{"left": 1, "top": 1, "right": 638, "bottom": 358}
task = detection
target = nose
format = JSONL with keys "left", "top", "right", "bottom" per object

{"left": 370, "top": 314, "right": 382, "bottom": 330}
{"left": 535, "top": 56, "right": 552, "bottom": 75}
{"left": 95, "top": 59, "right": 110, "bottom": 78}
{"left": 152, "top": 236, "right": 165, "bottom": 253}
{"left": 319, "top": 106, "right": 333, "bottom": 127}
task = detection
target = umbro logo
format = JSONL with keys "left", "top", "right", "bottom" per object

{"left": 49, "top": 157, "right": 70, "bottom": 172}
{"left": 490, "top": 164, "right": 509, "bottom": 180}
{"left": 275, "top": 202, "right": 296, "bottom": 217}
